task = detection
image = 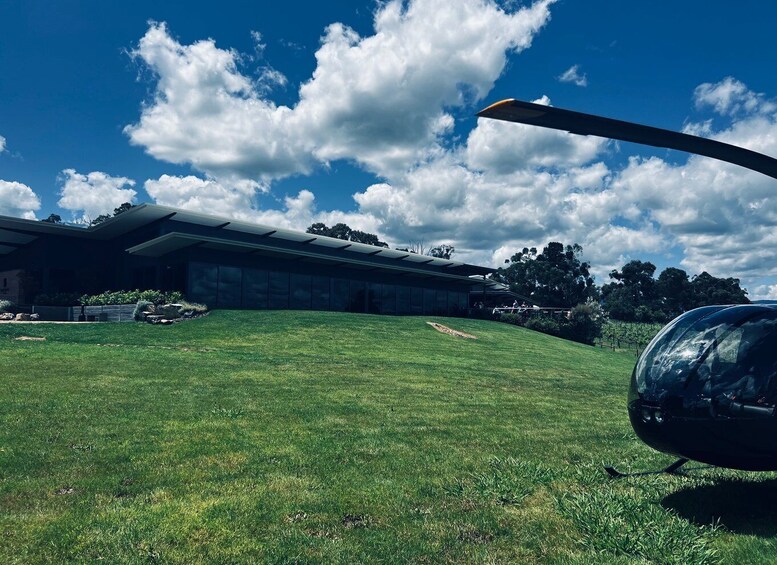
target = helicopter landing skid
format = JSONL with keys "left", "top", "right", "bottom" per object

{"left": 604, "top": 457, "right": 693, "bottom": 478}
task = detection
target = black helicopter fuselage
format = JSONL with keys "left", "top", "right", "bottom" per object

{"left": 629, "top": 304, "right": 777, "bottom": 471}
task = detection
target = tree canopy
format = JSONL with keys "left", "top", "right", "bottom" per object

{"left": 602, "top": 262, "right": 749, "bottom": 322}
{"left": 494, "top": 242, "right": 597, "bottom": 308}
{"left": 306, "top": 222, "right": 388, "bottom": 247}
{"left": 40, "top": 213, "right": 62, "bottom": 224}
{"left": 495, "top": 243, "right": 749, "bottom": 320}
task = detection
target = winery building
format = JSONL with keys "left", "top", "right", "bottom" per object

{"left": 0, "top": 204, "right": 495, "bottom": 315}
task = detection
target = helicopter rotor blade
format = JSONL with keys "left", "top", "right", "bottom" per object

{"left": 477, "top": 99, "right": 777, "bottom": 180}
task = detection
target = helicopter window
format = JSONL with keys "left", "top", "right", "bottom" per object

{"left": 635, "top": 306, "right": 726, "bottom": 394}
{"left": 694, "top": 314, "right": 777, "bottom": 407}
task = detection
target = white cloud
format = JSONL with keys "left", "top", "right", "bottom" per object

{"left": 466, "top": 96, "right": 606, "bottom": 173}
{"left": 143, "top": 172, "right": 386, "bottom": 236}
{"left": 144, "top": 174, "right": 265, "bottom": 221}
{"left": 125, "top": 0, "right": 556, "bottom": 181}
{"left": 349, "top": 79, "right": 777, "bottom": 294}
{"left": 694, "top": 76, "right": 775, "bottom": 116}
{"left": 0, "top": 180, "right": 41, "bottom": 219}
{"left": 125, "top": 10, "right": 777, "bottom": 297}
{"left": 57, "top": 169, "right": 137, "bottom": 223}
{"left": 0, "top": 135, "right": 6, "bottom": 153}
{"left": 557, "top": 64, "right": 587, "bottom": 87}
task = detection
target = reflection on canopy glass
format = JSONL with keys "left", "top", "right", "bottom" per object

{"left": 634, "top": 306, "right": 777, "bottom": 418}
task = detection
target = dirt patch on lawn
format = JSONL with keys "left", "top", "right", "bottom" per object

{"left": 426, "top": 322, "right": 477, "bottom": 340}
{"left": 13, "top": 336, "right": 46, "bottom": 341}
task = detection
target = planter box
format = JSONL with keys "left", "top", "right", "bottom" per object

{"left": 69, "top": 304, "right": 136, "bottom": 322}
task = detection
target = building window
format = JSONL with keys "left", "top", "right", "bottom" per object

{"left": 243, "top": 269, "right": 269, "bottom": 309}
{"left": 423, "top": 288, "right": 436, "bottom": 315}
{"left": 349, "top": 280, "right": 367, "bottom": 313}
{"left": 331, "top": 278, "right": 349, "bottom": 311}
{"left": 410, "top": 287, "right": 423, "bottom": 314}
{"left": 189, "top": 263, "right": 218, "bottom": 306}
{"left": 396, "top": 285, "right": 411, "bottom": 315}
{"left": 218, "top": 266, "right": 243, "bottom": 308}
{"left": 311, "top": 275, "right": 330, "bottom": 310}
{"left": 436, "top": 290, "right": 448, "bottom": 316}
{"left": 380, "top": 284, "right": 396, "bottom": 315}
{"left": 289, "top": 273, "right": 312, "bottom": 310}
{"left": 269, "top": 271, "right": 290, "bottom": 309}
{"left": 367, "top": 283, "right": 381, "bottom": 314}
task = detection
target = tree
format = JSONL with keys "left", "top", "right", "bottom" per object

{"left": 349, "top": 230, "right": 388, "bottom": 247}
{"left": 690, "top": 272, "right": 749, "bottom": 307}
{"left": 429, "top": 244, "right": 455, "bottom": 259}
{"left": 602, "top": 260, "right": 660, "bottom": 322}
{"left": 41, "top": 213, "right": 62, "bottom": 224}
{"left": 656, "top": 267, "right": 692, "bottom": 319}
{"left": 113, "top": 202, "right": 135, "bottom": 216}
{"left": 90, "top": 214, "right": 112, "bottom": 226}
{"left": 306, "top": 222, "right": 330, "bottom": 236}
{"left": 495, "top": 242, "right": 596, "bottom": 308}
{"left": 305, "top": 222, "right": 387, "bottom": 247}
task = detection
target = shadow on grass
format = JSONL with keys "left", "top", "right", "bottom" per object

{"left": 662, "top": 478, "right": 777, "bottom": 536}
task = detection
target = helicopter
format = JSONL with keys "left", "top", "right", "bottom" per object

{"left": 477, "top": 98, "right": 777, "bottom": 475}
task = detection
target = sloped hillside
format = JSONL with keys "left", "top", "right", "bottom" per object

{"left": 1, "top": 311, "right": 772, "bottom": 563}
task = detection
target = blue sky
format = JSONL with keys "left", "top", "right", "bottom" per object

{"left": 2, "top": 0, "right": 777, "bottom": 296}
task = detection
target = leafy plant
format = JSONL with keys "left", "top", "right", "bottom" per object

{"left": 133, "top": 300, "right": 154, "bottom": 322}
{"left": 0, "top": 300, "right": 14, "bottom": 313}
{"left": 79, "top": 289, "right": 184, "bottom": 306}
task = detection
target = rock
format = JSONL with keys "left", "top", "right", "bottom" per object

{"left": 155, "top": 304, "right": 182, "bottom": 319}
{"left": 0, "top": 312, "right": 14, "bottom": 321}
{"left": 15, "top": 313, "right": 31, "bottom": 321}
{"left": 30, "top": 313, "right": 40, "bottom": 321}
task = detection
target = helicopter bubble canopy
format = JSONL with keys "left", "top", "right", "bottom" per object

{"left": 629, "top": 304, "right": 777, "bottom": 470}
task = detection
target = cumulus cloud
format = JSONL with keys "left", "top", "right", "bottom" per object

{"left": 466, "top": 96, "right": 606, "bottom": 173}
{"left": 604, "top": 79, "right": 777, "bottom": 292}
{"left": 144, "top": 174, "right": 266, "bottom": 221}
{"left": 125, "top": 0, "right": 555, "bottom": 181}
{"left": 57, "top": 169, "right": 137, "bottom": 223}
{"left": 350, "top": 79, "right": 777, "bottom": 294}
{"left": 694, "top": 76, "right": 775, "bottom": 117}
{"left": 0, "top": 135, "right": 6, "bottom": 153}
{"left": 143, "top": 173, "right": 385, "bottom": 235}
{"left": 0, "top": 180, "right": 41, "bottom": 219}
{"left": 353, "top": 111, "right": 617, "bottom": 263}
{"left": 557, "top": 64, "right": 587, "bottom": 87}
{"left": 124, "top": 7, "right": 777, "bottom": 297}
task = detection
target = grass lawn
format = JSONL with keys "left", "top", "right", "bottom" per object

{"left": 2, "top": 311, "right": 777, "bottom": 563}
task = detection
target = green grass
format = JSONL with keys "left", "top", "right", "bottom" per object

{"left": 1, "top": 311, "right": 775, "bottom": 563}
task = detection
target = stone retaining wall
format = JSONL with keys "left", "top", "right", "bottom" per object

{"left": 70, "top": 304, "right": 136, "bottom": 322}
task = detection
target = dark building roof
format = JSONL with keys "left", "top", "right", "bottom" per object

{"left": 0, "top": 204, "right": 494, "bottom": 285}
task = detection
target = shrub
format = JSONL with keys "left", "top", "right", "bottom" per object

{"left": 0, "top": 300, "right": 14, "bottom": 313}
{"left": 79, "top": 290, "right": 185, "bottom": 306}
{"left": 524, "top": 316, "right": 562, "bottom": 337}
{"left": 177, "top": 301, "right": 208, "bottom": 316}
{"left": 566, "top": 300, "right": 607, "bottom": 345}
{"left": 133, "top": 300, "right": 154, "bottom": 322}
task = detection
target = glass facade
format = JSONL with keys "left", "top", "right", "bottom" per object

{"left": 269, "top": 271, "right": 290, "bottom": 309}
{"left": 218, "top": 266, "right": 242, "bottom": 308}
{"left": 188, "top": 261, "right": 470, "bottom": 316}
{"left": 243, "top": 269, "right": 269, "bottom": 309}
{"left": 289, "top": 273, "right": 312, "bottom": 310}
